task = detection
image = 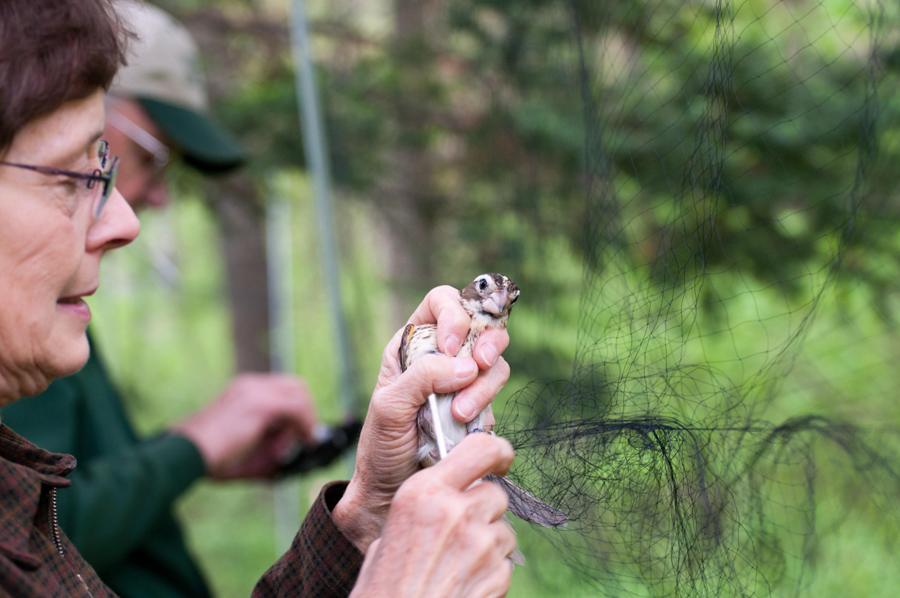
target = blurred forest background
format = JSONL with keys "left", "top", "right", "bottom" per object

{"left": 88, "top": 0, "right": 899, "bottom": 596}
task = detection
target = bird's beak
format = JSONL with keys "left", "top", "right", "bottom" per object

{"left": 483, "top": 289, "right": 510, "bottom": 316}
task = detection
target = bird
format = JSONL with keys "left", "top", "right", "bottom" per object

{"left": 399, "top": 273, "right": 567, "bottom": 530}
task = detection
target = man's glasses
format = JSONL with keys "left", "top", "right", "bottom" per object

{"left": 0, "top": 139, "right": 119, "bottom": 217}
{"left": 107, "top": 110, "right": 170, "bottom": 176}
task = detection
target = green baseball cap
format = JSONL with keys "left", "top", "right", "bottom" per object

{"left": 112, "top": 0, "right": 245, "bottom": 173}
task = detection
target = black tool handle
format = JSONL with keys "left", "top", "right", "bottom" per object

{"left": 275, "top": 419, "right": 363, "bottom": 478}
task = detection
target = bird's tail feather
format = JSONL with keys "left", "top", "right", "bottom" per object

{"left": 488, "top": 475, "right": 568, "bottom": 528}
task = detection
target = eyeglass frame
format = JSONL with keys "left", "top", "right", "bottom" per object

{"left": 0, "top": 139, "right": 119, "bottom": 217}
{"left": 107, "top": 109, "right": 170, "bottom": 174}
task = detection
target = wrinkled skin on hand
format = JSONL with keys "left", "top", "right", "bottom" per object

{"left": 350, "top": 434, "right": 517, "bottom": 598}
{"left": 334, "top": 285, "right": 511, "bottom": 551}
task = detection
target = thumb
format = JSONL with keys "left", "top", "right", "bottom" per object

{"left": 378, "top": 354, "right": 478, "bottom": 412}
{"left": 365, "top": 537, "right": 382, "bottom": 556}
{"left": 355, "top": 537, "right": 384, "bottom": 587}
{"left": 431, "top": 433, "right": 515, "bottom": 490}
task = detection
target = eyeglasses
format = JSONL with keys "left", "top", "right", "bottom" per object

{"left": 0, "top": 139, "right": 119, "bottom": 217}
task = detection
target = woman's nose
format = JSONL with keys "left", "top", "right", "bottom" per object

{"left": 87, "top": 187, "right": 140, "bottom": 252}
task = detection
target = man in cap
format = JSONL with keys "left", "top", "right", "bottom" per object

{"left": 104, "top": 0, "right": 245, "bottom": 204}
{"left": 2, "top": 2, "right": 318, "bottom": 596}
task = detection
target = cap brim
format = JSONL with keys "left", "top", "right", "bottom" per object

{"left": 138, "top": 97, "right": 245, "bottom": 174}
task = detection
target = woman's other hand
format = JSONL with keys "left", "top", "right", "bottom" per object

{"left": 350, "top": 434, "right": 517, "bottom": 598}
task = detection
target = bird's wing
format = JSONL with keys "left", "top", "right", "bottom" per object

{"left": 399, "top": 323, "right": 439, "bottom": 372}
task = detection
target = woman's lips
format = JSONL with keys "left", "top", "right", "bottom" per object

{"left": 57, "top": 296, "right": 92, "bottom": 322}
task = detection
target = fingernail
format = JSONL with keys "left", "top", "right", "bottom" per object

{"left": 479, "top": 344, "right": 498, "bottom": 366}
{"left": 445, "top": 334, "right": 461, "bottom": 356}
{"left": 455, "top": 397, "right": 476, "bottom": 421}
{"left": 455, "top": 358, "right": 478, "bottom": 379}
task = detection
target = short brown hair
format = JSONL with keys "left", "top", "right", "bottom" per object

{"left": 0, "top": 0, "right": 131, "bottom": 154}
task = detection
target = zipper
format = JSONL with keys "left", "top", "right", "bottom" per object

{"left": 49, "top": 487, "right": 65, "bottom": 557}
{"left": 50, "top": 488, "right": 96, "bottom": 597}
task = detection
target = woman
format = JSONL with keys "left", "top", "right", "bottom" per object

{"left": 1, "top": 1, "right": 517, "bottom": 596}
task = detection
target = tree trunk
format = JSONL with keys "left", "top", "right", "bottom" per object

{"left": 379, "top": 0, "right": 446, "bottom": 324}
{"left": 207, "top": 174, "right": 271, "bottom": 373}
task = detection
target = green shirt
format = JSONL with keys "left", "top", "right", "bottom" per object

{"left": 1, "top": 337, "right": 211, "bottom": 598}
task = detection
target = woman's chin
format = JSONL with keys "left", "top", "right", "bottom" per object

{"left": 17, "top": 354, "right": 89, "bottom": 399}
{"left": 55, "top": 340, "right": 91, "bottom": 376}
{"left": 5, "top": 325, "right": 91, "bottom": 400}
{"left": 42, "top": 331, "right": 91, "bottom": 382}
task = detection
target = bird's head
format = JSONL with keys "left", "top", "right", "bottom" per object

{"left": 460, "top": 273, "right": 520, "bottom": 327}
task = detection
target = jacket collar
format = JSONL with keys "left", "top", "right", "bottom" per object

{"left": 0, "top": 424, "right": 75, "bottom": 481}
{"left": 0, "top": 424, "right": 75, "bottom": 568}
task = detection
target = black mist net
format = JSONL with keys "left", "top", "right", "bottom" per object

{"left": 489, "top": 0, "right": 900, "bottom": 595}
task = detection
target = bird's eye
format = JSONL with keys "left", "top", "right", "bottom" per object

{"left": 478, "top": 278, "right": 489, "bottom": 291}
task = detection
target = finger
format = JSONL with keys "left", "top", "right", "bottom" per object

{"left": 492, "top": 559, "right": 515, "bottom": 597}
{"left": 265, "top": 424, "right": 302, "bottom": 457}
{"left": 373, "top": 327, "right": 407, "bottom": 393}
{"left": 407, "top": 285, "right": 469, "bottom": 356}
{"left": 464, "top": 479, "right": 509, "bottom": 523}
{"left": 472, "top": 526, "right": 515, "bottom": 597}
{"left": 490, "top": 519, "right": 518, "bottom": 561}
{"left": 471, "top": 328, "right": 509, "bottom": 370}
{"left": 262, "top": 386, "right": 319, "bottom": 442}
{"left": 432, "top": 433, "right": 514, "bottom": 490}
{"left": 451, "top": 357, "right": 510, "bottom": 423}
{"left": 355, "top": 537, "right": 382, "bottom": 583}
{"left": 235, "top": 374, "right": 319, "bottom": 440}
{"left": 381, "top": 353, "right": 479, "bottom": 411}
{"left": 482, "top": 408, "right": 496, "bottom": 432}
{"left": 366, "top": 537, "right": 382, "bottom": 557}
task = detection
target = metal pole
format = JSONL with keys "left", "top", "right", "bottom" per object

{"left": 266, "top": 189, "right": 301, "bottom": 552}
{"left": 267, "top": 0, "right": 358, "bottom": 555}
{"left": 289, "top": 0, "right": 357, "bottom": 419}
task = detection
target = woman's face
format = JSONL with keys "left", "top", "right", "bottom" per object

{"left": 0, "top": 90, "right": 140, "bottom": 403}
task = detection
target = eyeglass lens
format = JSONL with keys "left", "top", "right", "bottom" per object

{"left": 98, "top": 140, "right": 110, "bottom": 168}
{"left": 94, "top": 157, "right": 119, "bottom": 217}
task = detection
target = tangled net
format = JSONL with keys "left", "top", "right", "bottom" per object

{"left": 488, "top": 0, "right": 900, "bottom": 594}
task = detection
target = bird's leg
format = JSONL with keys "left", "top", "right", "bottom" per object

{"left": 427, "top": 392, "right": 449, "bottom": 460}
{"left": 466, "top": 405, "right": 495, "bottom": 435}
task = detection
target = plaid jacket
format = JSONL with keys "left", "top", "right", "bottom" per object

{"left": 0, "top": 424, "right": 364, "bottom": 597}
{"left": 0, "top": 424, "right": 110, "bottom": 596}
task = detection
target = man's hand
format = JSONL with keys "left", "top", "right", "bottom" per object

{"left": 172, "top": 373, "right": 318, "bottom": 479}
{"left": 333, "top": 285, "right": 510, "bottom": 551}
{"left": 350, "top": 434, "right": 517, "bottom": 598}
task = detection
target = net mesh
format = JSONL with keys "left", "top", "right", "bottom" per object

{"left": 482, "top": 0, "right": 900, "bottom": 594}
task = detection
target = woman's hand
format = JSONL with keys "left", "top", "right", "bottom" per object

{"left": 350, "top": 434, "right": 517, "bottom": 598}
{"left": 333, "top": 285, "right": 510, "bottom": 551}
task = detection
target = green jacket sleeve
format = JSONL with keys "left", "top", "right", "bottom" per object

{"left": 57, "top": 432, "right": 206, "bottom": 570}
